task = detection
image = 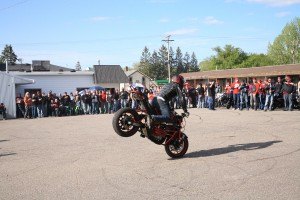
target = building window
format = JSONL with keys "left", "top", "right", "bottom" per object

{"left": 129, "top": 77, "right": 133, "bottom": 83}
{"left": 142, "top": 77, "right": 145, "bottom": 83}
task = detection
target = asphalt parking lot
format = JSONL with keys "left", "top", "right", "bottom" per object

{"left": 0, "top": 109, "right": 300, "bottom": 200}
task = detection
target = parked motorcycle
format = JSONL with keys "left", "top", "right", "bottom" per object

{"left": 112, "top": 88, "right": 189, "bottom": 158}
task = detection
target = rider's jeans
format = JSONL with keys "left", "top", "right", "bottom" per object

{"left": 151, "top": 98, "right": 171, "bottom": 122}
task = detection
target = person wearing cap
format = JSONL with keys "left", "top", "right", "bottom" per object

{"left": 281, "top": 75, "right": 296, "bottom": 111}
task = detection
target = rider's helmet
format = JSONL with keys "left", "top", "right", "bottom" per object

{"left": 172, "top": 75, "right": 185, "bottom": 89}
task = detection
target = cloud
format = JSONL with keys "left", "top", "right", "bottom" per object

{"left": 276, "top": 11, "right": 291, "bottom": 17}
{"left": 164, "top": 28, "right": 198, "bottom": 36}
{"left": 159, "top": 18, "right": 170, "bottom": 23}
{"left": 203, "top": 16, "right": 224, "bottom": 25}
{"left": 246, "top": 0, "right": 300, "bottom": 6}
{"left": 90, "top": 16, "right": 111, "bottom": 22}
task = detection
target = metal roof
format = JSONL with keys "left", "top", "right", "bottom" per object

{"left": 181, "top": 64, "right": 300, "bottom": 80}
{"left": 94, "top": 65, "right": 129, "bottom": 83}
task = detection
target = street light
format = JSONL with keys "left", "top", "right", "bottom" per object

{"left": 162, "top": 35, "right": 174, "bottom": 83}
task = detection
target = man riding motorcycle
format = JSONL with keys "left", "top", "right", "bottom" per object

{"left": 151, "top": 75, "right": 189, "bottom": 123}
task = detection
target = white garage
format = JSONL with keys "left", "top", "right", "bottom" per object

{"left": 10, "top": 71, "right": 95, "bottom": 95}
{"left": 0, "top": 72, "right": 34, "bottom": 118}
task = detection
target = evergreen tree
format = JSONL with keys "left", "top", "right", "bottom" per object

{"left": 158, "top": 45, "right": 168, "bottom": 79}
{"left": 183, "top": 52, "right": 190, "bottom": 73}
{"left": 138, "top": 46, "right": 152, "bottom": 77}
{"left": 175, "top": 47, "right": 184, "bottom": 74}
{"left": 0, "top": 44, "right": 18, "bottom": 64}
{"left": 189, "top": 52, "right": 199, "bottom": 72}
{"left": 75, "top": 61, "right": 82, "bottom": 71}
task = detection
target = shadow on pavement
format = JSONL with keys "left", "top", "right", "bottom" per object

{"left": 0, "top": 153, "right": 17, "bottom": 157}
{"left": 0, "top": 140, "right": 9, "bottom": 143}
{"left": 184, "top": 140, "right": 282, "bottom": 158}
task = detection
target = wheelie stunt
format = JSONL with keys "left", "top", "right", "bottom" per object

{"left": 112, "top": 75, "right": 190, "bottom": 158}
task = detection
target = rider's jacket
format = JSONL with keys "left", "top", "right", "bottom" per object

{"left": 158, "top": 83, "right": 187, "bottom": 112}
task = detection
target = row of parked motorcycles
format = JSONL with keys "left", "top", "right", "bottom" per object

{"left": 215, "top": 93, "right": 300, "bottom": 110}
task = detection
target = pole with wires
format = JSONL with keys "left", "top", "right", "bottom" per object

{"left": 162, "top": 35, "right": 174, "bottom": 83}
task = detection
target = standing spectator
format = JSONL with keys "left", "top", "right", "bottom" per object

{"left": 264, "top": 78, "right": 275, "bottom": 111}
{"left": 51, "top": 98, "right": 60, "bottom": 116}
{"left": 281, "top": 75, "right": 296, "bottom": 111}
{"left": 61, "top": 92, "right": 71, "bottom": 116}
{"left": 16, "top": 94, "right": 25, "bottom": 118}
{"left": 239, "top": 80, "right": 249, "bottom": 110}
{"left": 196, "top": 83, "right": 205, "bottom": 108}
{"left": 46, "top": 92, "right": 53, "bottom": 117}
{"left": 81, "top": 91, "right": 88, "bottom": 114}
{"left": 231, "top": 78, "right": 240, "bottom": 110}
{"left": 275, "top": 76, "right": 283, "bottom": 96}
{"left": 42, "top": 92, "right": 48, "bottom": 117}
{"left": 113, "top": 89, "right": 120, "bottom": 112}
{"left": 119, "top": 88, "right": 128, "bottom": 108}
{"left": 249, "top": 78, "right": 260, "bottom": 110}
{"left": 207, "top": 81, "right": 216, "bottom": 110}
{"left": 258, "top": 79, "right": 266, "bottom": 110}
{"left": 31, "top": 93, "right": 37, "bottom": 118}
{"left": 0, "top": 103, "right": 6, "bottom": 120}
{"left": 106, "top": 91, "right": 113, "bottom": 114}
{"left": 74, "top": 91, "right": 82, "bottom": 115}
{"left": 24, "top": 92, "right": 32, "bottom": 119}
{"left": 100, "top": 90, "right": 107, "bottom": 114}
{"left": 36, "top": 91, "right": 44, "bottom": 118}
{"left": 91, "top": 91, "right": 99, "bottom": 114}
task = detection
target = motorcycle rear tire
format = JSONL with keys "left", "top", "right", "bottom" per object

{"left": 112, "top": 107, "right": 139, "bottom": 137}
{"left": 165, "top": 134, "right": 189, "bottom": 158}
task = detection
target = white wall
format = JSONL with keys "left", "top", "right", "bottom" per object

{"left": 0, "top": 73, "right": 16, "bottom": 118}
{"left": 126, "top": 71, "right": 151, "bottom": 89}
{"left": 15, "top": 74, "right": 95, "bottom": 95}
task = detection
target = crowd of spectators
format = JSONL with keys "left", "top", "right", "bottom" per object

{"left": 1, "top": 75, "right": 299, "bottom": 120}
{"left": 190, "top": 75, "right": 300, "bottom": 111}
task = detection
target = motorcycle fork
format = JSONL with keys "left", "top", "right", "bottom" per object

{"left": 165, "top": 131, "right": 183, "bottom": 145}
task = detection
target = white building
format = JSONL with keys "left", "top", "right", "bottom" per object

{"left": 0, "top": 72, "right": 34, "bottom": 118}
{"left": 10, "top": 71, "right": 95, "bottom": 95}
{"left": 8, "top": 65, "right": 129, "bottom": 95}
{"left": 124, "top": 69, "right": 153, "bottom": 89}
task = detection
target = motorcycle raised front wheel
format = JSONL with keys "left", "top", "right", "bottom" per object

{"left": 112, "top": 107, "right": 139, "bottom": 137}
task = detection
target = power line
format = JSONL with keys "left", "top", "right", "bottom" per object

{"left": 0, "top": 0, "right": 30, "bottom": 12}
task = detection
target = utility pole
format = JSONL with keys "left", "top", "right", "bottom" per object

{"left": 5, "top": 59, "right": 8, "bottom": 73}
{"left": 162, "top": 35, "right": 174, "bottom": 83}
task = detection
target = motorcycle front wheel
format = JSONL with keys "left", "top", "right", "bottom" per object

{"left": 112, "top": 107, "right": 139, "bottom": 137}
{"left": 165, "top": 134, "right": 189, "bottom": 158}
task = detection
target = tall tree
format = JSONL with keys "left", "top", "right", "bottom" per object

{"left": 75, "top": 61, "right": 82, "bottom": 71}
{"left": 268, "top": 17, "right": 300, "bottom": 64}
{"left": 138, "top": 46, "right": 152, "bottom": 77}
{"left": 0, "top": 44, "right": 18, "bottom": 64}
{"left": 175, "top": 47, "right": 184, "bottom": 74}
{"left": 189, "top": 52, "right": 199, "bottom": 72}
{"left": 150, "top": 50, "right": 166, "bottom": 80}
{"left": 211, "top": 45, "right": 248, "bottom": 70}
{"left": 183, "top": 52, "right": 190, "bottom": 73}
{"left": 158, "top": 45, "right": 168, "bottom": 79}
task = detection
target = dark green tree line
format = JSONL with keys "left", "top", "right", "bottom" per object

{"left": 135, "top": 45, "right": 199, "bottom": 80}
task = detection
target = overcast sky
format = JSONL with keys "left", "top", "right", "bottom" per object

{"left": 1, "top": 0, "right": 300, "bottom": 69}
